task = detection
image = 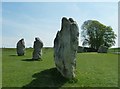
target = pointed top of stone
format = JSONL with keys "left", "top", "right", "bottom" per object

{"left": 35, "top": 37, "right": 43, "bottom": 43}
{"left": 20, "top": 38, "right": 24, "bottom": 41}
{"left": 35, "top": 37, "right": 40, "bottom": 41}
{"left": 62, "top": 17, "right": 67, "bottom": 21}
{"left": 69, "top": 18, "right": 74, "bottom": 22}
{"left": 62, "top": 17, "right": 70, "bottom": 24}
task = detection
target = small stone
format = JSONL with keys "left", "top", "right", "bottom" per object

{"left": 77, "top": 46, "right": 84, "bottom": 53}
{"left": 16, "top": 38, "right": 25, "bottom": 56}
{"left": 32, "top": 37, "right": 43, "bottom": 60}
{"left": 98, "top": 45, "right": 108, "bottom": 53}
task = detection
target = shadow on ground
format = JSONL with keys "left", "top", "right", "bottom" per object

{"left": 22, "top": 68, "right": 68, "bottom": 89}
{"left": 9, "top": 54, "right": 17, "bottom": 56}
{"left": 21, "top": 59, "right": 41, "bottom": 62}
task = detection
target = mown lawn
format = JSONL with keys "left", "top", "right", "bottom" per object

{"left": 2, "top": 48, "right": 118, "bottom": 88}
{"left": 0, "top": 49, "right": 2, "bottom": 88}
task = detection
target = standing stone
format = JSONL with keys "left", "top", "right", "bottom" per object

{"left": 32, "top": 37, "right": 43, "bottom": 60}
{"left": 77, "top": 46, "right": 84, "bottom": 53}
{"left": 54, "top": 17, "right": 79, "bottom": 79}
{"left": 98, "top": 45, "right": 108, "bottom": 53}
{"left": 16, "top": 38, "right": 25, "bottom": 56}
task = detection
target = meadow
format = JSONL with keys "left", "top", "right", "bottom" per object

{"left": 2, "top": 48, "right": 119, "bottom": 88}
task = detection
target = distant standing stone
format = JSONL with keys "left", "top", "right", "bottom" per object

{"left": 16, "top": 38, "right": 25, "bottom": 56}
{"left": 54, "top": 17, "right": 79, "bottom": 79}
{"left": 98, "top": 45, "right": 108, "bottom": 53}
{"left": 32, "top": 37, "right": 43, "bottom": 60}
{"left": 77, "top": 46, "right": 84, "bottom": 53}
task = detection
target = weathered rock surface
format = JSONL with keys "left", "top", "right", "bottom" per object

{"left": 98, "top": 45, "right": 108, "bottom": 53}
{"left": 54, "top": 17, "right": 79, "bottom": 79}
{"left": 77, "top": 46, "right": 84, "bottom": 53}
{"left": 32, "top": 37, "right": 43, "bottom": 60}
{"left": 16, "top": 38, "right": 25, "bottom": 56}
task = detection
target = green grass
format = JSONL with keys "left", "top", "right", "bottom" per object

{"left": 0, "top": 48, "right": 2, "bottom": 88}
{"left": 2, "top": 48, "right": 118, "bottom": 88}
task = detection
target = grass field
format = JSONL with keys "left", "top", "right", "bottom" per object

{"left": 0, "top": 49, "right": 2, "bottom": 88}
{"left": 2, "top": 48, "right": 118, "bottom": 88}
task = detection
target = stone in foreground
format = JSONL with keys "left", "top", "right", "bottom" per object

{"left": 16, "top": 38, "right": 25, "bottom": 56}
{"left": 54, "top": 17, "right": 79, "bottom": 79}
{"left": 98, "top": 45, "right": 108, "bottom": 53}
{"left": 32, "top": 37, "right": 43, "bottom": 60}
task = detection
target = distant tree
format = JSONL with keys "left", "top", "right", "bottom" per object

{"left": 81, "top": 20, "right": 116, "bottom": 50}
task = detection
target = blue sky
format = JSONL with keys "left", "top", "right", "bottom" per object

{"left": 2, "top": 2, "right": 118, "bottom": 48}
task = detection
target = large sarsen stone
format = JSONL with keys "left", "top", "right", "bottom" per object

{"left": 54, "top": 17, "right": 79, "bottom": 79}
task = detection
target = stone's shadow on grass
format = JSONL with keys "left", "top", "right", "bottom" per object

{"left": 9, "top": 54, "right": 17, "bottom": 56}
{"left": 22, "top": 68, "right": 68, "bottom": 89}
{"left": 21, "top": 59, "right": 41, "bottom": 62}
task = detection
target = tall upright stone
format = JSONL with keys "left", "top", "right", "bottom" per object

{"left": 54, "top": 17, "right": 79, "bottom": 79}
{"left": 32, "top": 37, "right": 43, "bottom": 60}
{"left": 16, "top": 38, "right": 25, "bottom": 56}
